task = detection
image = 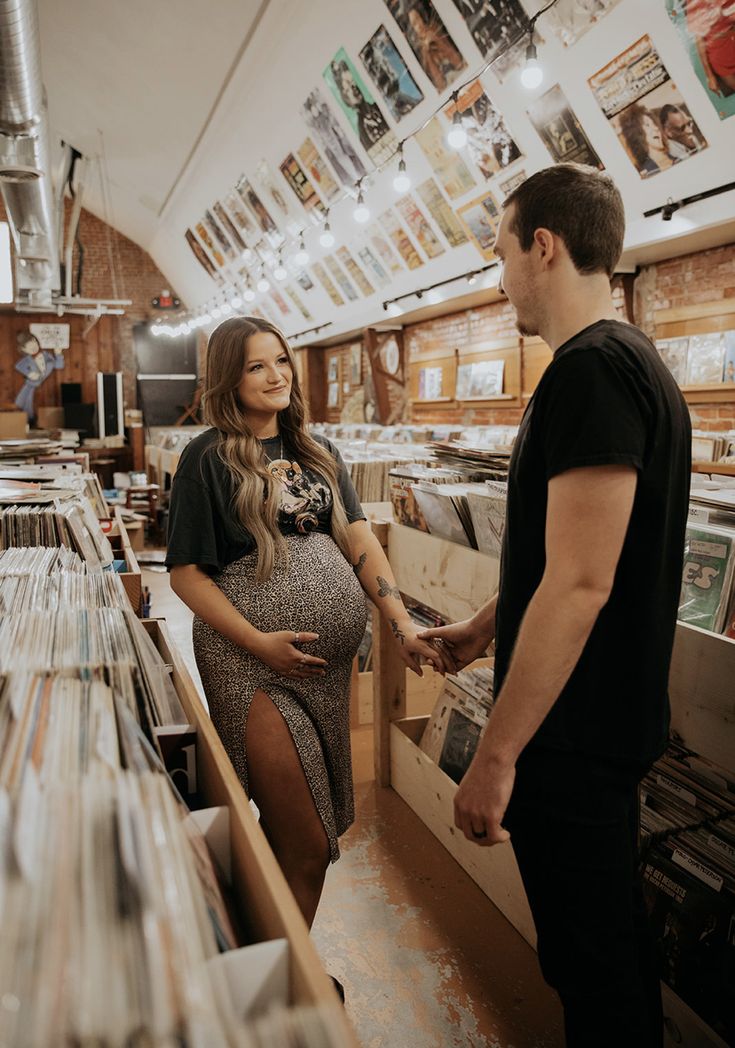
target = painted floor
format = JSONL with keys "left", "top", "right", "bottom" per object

{"left": 143, "top": 564, "right": 564, "bottom": 1047}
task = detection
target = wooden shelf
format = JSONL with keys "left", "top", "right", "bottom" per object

{"left": 146, "top": 618, "right": 358, "bottom": 1038}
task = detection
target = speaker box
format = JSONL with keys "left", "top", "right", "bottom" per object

{"left": 96, "top": 372, "right": 123, "bottom": 439}
{"left": 61, "top": 382, "right": 83, "bottom": 406}
{"left": 63, "top": 403, "right": 96, "bottom": 436}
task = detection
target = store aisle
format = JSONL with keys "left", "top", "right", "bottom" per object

{"left": 143, "top": 566, "right": 563, "bottom": 1048}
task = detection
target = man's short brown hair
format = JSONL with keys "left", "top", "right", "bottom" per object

{"left": 503, "top": 164, "right": 625, "bottom": 279}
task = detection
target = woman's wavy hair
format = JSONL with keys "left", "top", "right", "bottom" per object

{"left": 202, "top": 316, "right": 352, "bottom": 582}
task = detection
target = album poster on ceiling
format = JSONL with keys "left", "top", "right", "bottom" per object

{"left": 396, "top": 195, "right": 446, "bottom": 259}
{"left": 414, "top": 116, "right": 477, "bottom": 199}
{"left": 356, "top": 243, "right": 390, "bottom": 286}
{"left": 324, "top": 47, "right": 398, "bottom": 165}
{"left": 449, "top": 0, "right": 540, "bottom": 83}
{"left": 223, "top": 191, "right": 258, "bottom": 240}
{"left": 457, "top": 190, "right": 501, "bottom": 260}
{"left": 204, "top": 209, "right": 236, "bottom": 260}
{"left": 360, "top": 25, "right": 424, "bottom": 122}
{"left": 269, "top": 286, "right": 292, "bottom": 317}
{"left": 337, "top": 245, "right": 376, "bottom": 297}
{"left": 379, "top": 208, "right": 424, "bottom": 269}
{"left": 445, "top": 80, "right": 522, "bottom": 179}
{"left": 498, "top": 168, "right": 527, "bottom": 197}
{"left": 312, "top": 261, "right": 345, "bottom": 307}
{"left": 195, "top": 221, "right": 224, "bottom": 267}
{"left": 384, "top": 0, "right": 467, "bottom": 92}
{"left": 255, "top": 159, "right": 301, "bottom": 238}
{"left": 212, "top": 201, "right": 247, "bottom": 253}
{"left": 589, "top": 35, "right": 708, "bottom": 178}
{"left": 416, "top": 177, "right": 468, "bottom": 248}
{"left": 369, "top": 224, "right": 405, "bottom": 274}
{"left": 235, "top": 175, "right": 280, "bottom": 237}
{"left": 184, "top": 229, "right": 219, "bottom": 282}
{"left": 285, "top": 286, "right": 313, "bottom": 322}
{"left": 527, "top": 0, "right": 623, "bottom": 48}
{"left": 297, "top": 138, "right": 341, "bottom": 202}
{"left": 325, "top": 253, "right": 360, "bottom": 301}
{"left": 295, "top": 269, "right": 315, "bottom": 292}
{"left": 666, "top": 0, "right": 735, "bottom": 120}
{"left": 302, "top": 86, "right": 368, "bottom": 187}
{"left": 279, "top": 153, "right": 327, "bottom": 218}
{"left": 527, "top": 84, "right": 603, "bottom": 167}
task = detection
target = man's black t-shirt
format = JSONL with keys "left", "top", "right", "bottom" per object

{"left": 164, "top": 429, "right": 365, "bottom": 574}
{"left": 494, "top": 319, "right": 691, "bottom": 765}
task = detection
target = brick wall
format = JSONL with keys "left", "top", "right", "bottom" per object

{"left": 635, "top": 243, "right": 735, "bottom": 432}
{"left": 1, "top": 197, "right": 181, "bottom": 409}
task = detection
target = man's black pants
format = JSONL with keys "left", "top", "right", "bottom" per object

{"left": 504, "top": 746, "right": 663, "bottom": 1048}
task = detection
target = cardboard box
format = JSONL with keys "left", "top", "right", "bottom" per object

{"left": 0, "top": 410, "right": 28, "bottom": 439}
{"left": 36, "top": 406, "right": 65, "bottom": 429}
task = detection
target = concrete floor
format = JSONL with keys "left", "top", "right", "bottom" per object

{"left": 143, "top": 564, "right": 564, "bottom": 1048}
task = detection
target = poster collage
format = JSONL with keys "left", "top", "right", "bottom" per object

{"left": 183, "top": 0, "right": 732, "bottom": 333}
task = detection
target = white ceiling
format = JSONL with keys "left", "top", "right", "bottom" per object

{"left": 37, "top": 0, "right": 735, "bottom": 340}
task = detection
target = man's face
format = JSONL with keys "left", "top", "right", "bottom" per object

{"left": 664, "top": 110, "right": 696, "bottom": 150}
{"left": 338, "top": 67, "right": 362, "bottom": 107}
{"left": 494, "top": 205, "right": 541, "bottom": 338}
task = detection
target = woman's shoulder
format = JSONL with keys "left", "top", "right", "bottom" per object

{"left": 176, "top": 427, "right": 224, "bottom": 482}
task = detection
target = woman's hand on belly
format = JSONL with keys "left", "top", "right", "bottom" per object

{"left": 248, "top": 630, "right": 328, "bottom": 679}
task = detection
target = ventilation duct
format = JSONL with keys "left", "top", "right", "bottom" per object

{"left": 0, "top": 0, "right": 60, "bottom": 305}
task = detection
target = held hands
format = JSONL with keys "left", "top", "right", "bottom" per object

{"left": 417, "top": 618, "right": 491, "bottom": 672}
{"left": 248, "top": 630, "right": 327, "bottom": 679}
{"left": 389, "top": 617, "right": 453, "bottom": 677}
{"left": 454, "top": 753, "right": 514, "bottom": 848}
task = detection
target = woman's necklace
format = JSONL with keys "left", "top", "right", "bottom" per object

{"left": 266, "top": 436, "right": 293, "bottom": 476}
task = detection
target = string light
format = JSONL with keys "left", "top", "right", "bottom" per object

{"left": 393, "top": 144, "right": 411, "bottom": 193}
{"left": 447, "top": 96, "right": 468, "bottom": 150}
{"left": 243, "top": 285, "right": 256, "bottom": 303}
{"left": 257, "top": 272, "right": 271, "bottom": 293}
{"left": 319, "top": 212, "right": 335, "bottom": 249}
{"left": 230, "top": 293, "right": 243, "bottom": 309}
{"left": 520, "top": 30, "right": 543, "bottom": 90}
{"left": 273, "top": 251, "right": 288, "bottom": 281}
{"left": 211, "top": 305, "right": 222, "bottom": 318}
{"left": 353, "top": 182, "right": 370, "bottom": 224}
{"left": 294, "top": 235, "right": 310, "bottom": 267}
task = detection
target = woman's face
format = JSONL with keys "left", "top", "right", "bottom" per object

{"left": 642, "top": 113, "right": 664, "bottom": 152}
{"left": 237, "top": 331, "right": 293, "bottom": 417}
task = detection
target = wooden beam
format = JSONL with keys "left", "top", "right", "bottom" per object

{"left": 371, "top": 520, "right": 406, "bottom": 786}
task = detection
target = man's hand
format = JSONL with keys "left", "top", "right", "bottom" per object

{"left": 418, "top": 617, "right": 492, "bottom": 671}
{"left": 390, "top": 618, "right": 451, "bottom": 676}
{"left": 454, "top": 754, "right": 514, "bottom": 847}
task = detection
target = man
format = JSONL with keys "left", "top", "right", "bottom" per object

{"left": 420, "top": 164, "right": 691, "bottom": 1047}
{"left": 660, "top": 103, "right": 702, "bottom": 160}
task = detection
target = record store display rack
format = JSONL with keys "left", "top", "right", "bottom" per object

{"left": 0, "top": 489, "right": 356, "bottom": 1045}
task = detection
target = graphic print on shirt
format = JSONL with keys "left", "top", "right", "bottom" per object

{"left": 268, "top": 458, "right": 332, "bottom": 519}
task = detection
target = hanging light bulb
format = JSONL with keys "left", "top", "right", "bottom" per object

{"left": 241, "top": 247, "right": 253, "bottom": 261}
{"left": 520, "top": 32, "right": 543, "bottom": 90}
{"left": 294, "top": 235, "right": 310, "bottom": 267}
{"left": 220, "top": 301, "right": 233, "bottom": 315}
{"left": 211, "top": 305, "right": 222, "bottom": 319}
{"left": 393, "top": 150, "right": 411, "bottom": 194}
{"left": 243, "top": 285, "right": 256, "bottom": 303}
{"left": 230, "top": 294, "right": 243, "bottom": 309}
{"left": 273, "top": 252, "right": 288, "bottom": 281}
{"left": 319, "top": 213, "right": 335, "bottom": 249}
{"left": 353, "top": 186, "right": 370, "bottom": 224}
{"left": 447, "top": 104, "right": 468, "bottom": 150}
{"left": 200, "top": 311, "right": 212, "bottom": 324}
{"left": 257, "top": 272, "right": 271, "bottom": 293}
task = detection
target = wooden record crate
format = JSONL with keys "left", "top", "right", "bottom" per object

{"left": 142, "top": 617, "right": 357, "bottom": 1039}
{"left": 105, "top": 506, "right": 142, "bottom": 613}
{"left": 371, "top": 520, "right": 735, "bottom": 1048}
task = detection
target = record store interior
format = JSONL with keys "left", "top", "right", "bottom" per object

{"left": 1, "top": 0, "right": 735, "bottom": 1046}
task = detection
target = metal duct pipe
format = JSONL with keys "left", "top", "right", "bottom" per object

{"left": 0, "top": 0, "right": 60, "bottom": 305}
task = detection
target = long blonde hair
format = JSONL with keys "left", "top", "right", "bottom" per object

{"left": 202, "top": 316, "right": 352, "bottom": 582}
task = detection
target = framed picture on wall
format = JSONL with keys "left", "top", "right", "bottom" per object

{"left": 350, "top": 344, "right": 362, "bottom": 385}
{"left": 328, "top": 356, "right": 339, "bottom": 382}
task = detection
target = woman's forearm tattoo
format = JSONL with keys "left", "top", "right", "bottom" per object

{"left": 377, "top": 575, "right": 401, "bottom": 599}
{"left": 353, "top": 552, "right": 367, "bottom": 576}
{"left": 390, "top": 618, "right": 406, "bottom": 644}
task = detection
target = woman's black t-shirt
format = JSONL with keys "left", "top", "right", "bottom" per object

{"left": 165, "top": 429, "right": 365, "bottom": 574}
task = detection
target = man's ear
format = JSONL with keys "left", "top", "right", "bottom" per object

{"left": 533, "top": 227, "right": 556, "bottom": 268}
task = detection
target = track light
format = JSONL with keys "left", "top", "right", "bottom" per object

{"left": 520, "top": 32, "right": 543, "bottom": 90}
{"left": 661, "top": 198, "right": 680, "bottom": 221}
{"left": 467, "top": 273, "right": 477, "bottom": 286}
{"left": 393, "top": 146, "right": 411, "bottom": 193}
{"left": 447, "top": 99, "right": 468, "bottom": 150}
{"left": 353, "top": 184, "right": 370, "bottom": 224}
